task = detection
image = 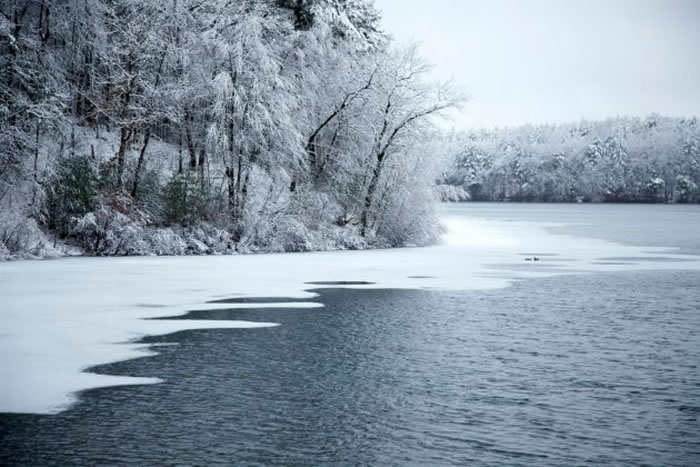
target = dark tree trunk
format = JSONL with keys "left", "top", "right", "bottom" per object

{"left": 32, "top": 122, "right": 40, "bottom": 207}
{"left": 225, "top": 167, "right": 236, "bottom": 218}
{"left": 361, "top": 155, "right": 384, "bottom": 237}
{"left": 185, "top": 109, "right": 197, "bottom": 168}
{"left": 177, "top": 129, "right": 183, "bottom": 174}
{"left": 116, "top": 126, "right": 131, "bottom": 187}
{"left": 39, "top": 0, "right": 50, "bottom": 43}
{"left": 198, "top": 148, "right": 206, "bottom": 188}
{"left": 131, "top": 130, "right": 151, "bottom": 197}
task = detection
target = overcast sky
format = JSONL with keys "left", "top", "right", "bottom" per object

{"left": 373, "top": 0, "right": 700, "bottom": 129}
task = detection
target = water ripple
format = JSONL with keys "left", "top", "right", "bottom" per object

{"left": 2, "top": 270, "right": 699, "bottom": 465}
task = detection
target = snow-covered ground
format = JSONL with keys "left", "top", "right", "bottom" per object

{"left": 2, "top": 212, "right": 700, "bottom": 414}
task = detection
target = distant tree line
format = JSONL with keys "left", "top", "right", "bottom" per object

{"left": 1, "top": 0, "right": 460, "bottom": 258}
{"left": 439, "top": 115, "right": 700, "bottom": 203}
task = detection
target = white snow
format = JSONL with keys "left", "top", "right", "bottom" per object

{"left": 2, "top": 211, "right": 700, "bottom": 414}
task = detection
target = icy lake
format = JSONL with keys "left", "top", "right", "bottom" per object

{"left": 1, "top": 203, "right": 700, "bottom": 465}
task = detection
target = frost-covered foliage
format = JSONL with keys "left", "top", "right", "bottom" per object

{"left": 69, "top": 191, "right": 237, "bottom": 256}
{"left": 0, "top": 210, "right": 58, "bottom": 260}
{"left": 1, "top": 0, "right": 459, "bottom": 258}
{"left": 439, "top": 116, "right": 700, "bottom": 203}
{"left": 70, "top": 191, "right": 151, "bottom": 256}
{"left": 435, "top": 185, "right": 471, "bottom": 202}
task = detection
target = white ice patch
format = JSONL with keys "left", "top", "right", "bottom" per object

{"left": 1, "top": 212, "right": 700, "bottom": 414}
{"left": 441, "top": 216, "right": 519, "bottom": 248}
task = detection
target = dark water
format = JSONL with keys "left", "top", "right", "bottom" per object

{"left": 2, "top": 206, "right": 700, "bottom": 466}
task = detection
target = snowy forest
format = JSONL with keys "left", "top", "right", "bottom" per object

{"left": 2, "top": 2, "right": 699, "bottom": 261}
{"left": 0, "top": 0, "right": 461, "bottom": 259}
{"left": 438, "top": 115, "right": 700, "bottom": 203}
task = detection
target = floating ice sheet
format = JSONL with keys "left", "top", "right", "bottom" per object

{"left": 1, "top": 212, "right": 699, "bottom": 414}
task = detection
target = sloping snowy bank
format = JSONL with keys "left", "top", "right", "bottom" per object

{"left": 2, "top": 213, "right": 700, "bottom": 414}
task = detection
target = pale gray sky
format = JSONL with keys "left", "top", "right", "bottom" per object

{"left": 374, "top": 0, "right": 700, "bottom": 129}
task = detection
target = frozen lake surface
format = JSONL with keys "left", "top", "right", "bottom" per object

{"left": 1, "top": 203, "right": 700, "bottom": 465}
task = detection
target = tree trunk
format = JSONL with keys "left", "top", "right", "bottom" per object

{"left": 177, "top": 129, "right": 183, "bottom": 174}
{"left": 131, "top": 130, "right": 151, "bottom": 198}
{"left": 32, "top": 122, "right": 40, "bottom": 208}
{"left": 185, "top": 117, "right": 197, "bottom": 168}
{"left": 361, "top": 157, "right": 383, "bottom": 237}
{"left": 306, "top": 135, "right": 317, "bottom": 175}
{"left": 39, "top": 0, "right": 50, "bottom": 43}
{"left": 226, "top": 167, "right": 236, "bottom": 218}
{"left": 116, "top": 126, "right": 131, "bottom": 187}
{"left": 233, "top": 155, "right": 242, "bottom": 220}
{"left": 198, "top": 148, "right": 206, "bottom": 189}
{"left": 239, "top": 169, "right": 250, "bottom": 219}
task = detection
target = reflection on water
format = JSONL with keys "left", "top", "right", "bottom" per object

{"left": 2, "top": 270, "right": 699, "bottom": 466}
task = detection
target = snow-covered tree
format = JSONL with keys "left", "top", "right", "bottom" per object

{"left": 439, "top": 116, "right": 700, "bottom": 203}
